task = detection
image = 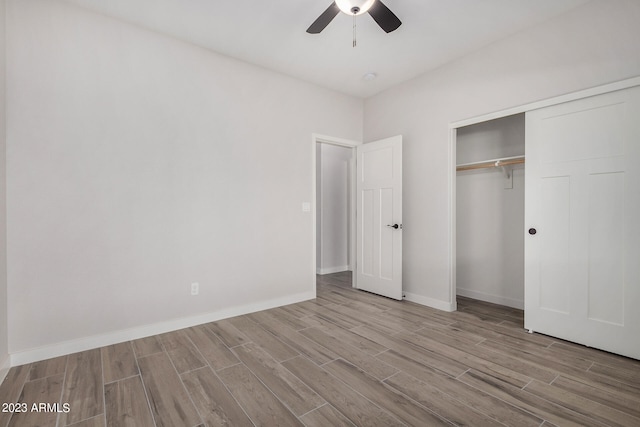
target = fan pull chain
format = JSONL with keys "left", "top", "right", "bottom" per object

{"left": 353, "top": 13, "right": 357, "bottom": 47}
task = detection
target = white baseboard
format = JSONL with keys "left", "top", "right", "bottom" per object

{"left": 316, "top": 265, "right": 349, "bottom": 275}
{"left": 10, "top": 291, "right": 315, "bottom": 367}
{"left": 404, "top": 292, "right": 456, "bottom": 312}
{"left": 456, "top": 288, "right": 524, "bottom": 310}
{"left": 0, "top": 354, "right": 10, "bottom": 385}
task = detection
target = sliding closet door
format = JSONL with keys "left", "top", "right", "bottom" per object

{"left": 525, "top": 85, "right": 640, "bottom": 359}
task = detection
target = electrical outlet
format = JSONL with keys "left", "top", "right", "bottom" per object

{"left": 191, "top": 282, "right": 199, "bottom": 295}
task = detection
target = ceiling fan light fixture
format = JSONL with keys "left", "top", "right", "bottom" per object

{"left": 335, "top": 0, "right": 376, "bottom": 16}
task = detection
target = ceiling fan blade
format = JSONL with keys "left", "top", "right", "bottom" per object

{"left": 368, "top": 0, "right": 402, "bottom": 33}
{"left": 306, "top": 2, "right": 341, "bottom": 34}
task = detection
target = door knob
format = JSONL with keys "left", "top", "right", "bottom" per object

{"left": 387, "top": 224, "right": 401, "bottom": 229}
{"left": 528, "top": 228, "right": 537, "bottom": 235}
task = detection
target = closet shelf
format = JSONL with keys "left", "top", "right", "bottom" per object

{"left": 456, "top": 155, "right": 525, "bottom": 172}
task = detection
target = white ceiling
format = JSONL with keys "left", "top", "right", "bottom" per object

{"left": 62, "top": 0, "right": 589, "bottom": 98}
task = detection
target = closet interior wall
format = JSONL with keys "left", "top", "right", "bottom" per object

{"left": 456, "top": 114, "right": 525, "bottom": 309}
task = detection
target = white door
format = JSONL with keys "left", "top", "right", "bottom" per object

{"left": 525, "top": 86, "right": 640, "bottom": 359}
{"left": 356, "top": 136, "right": 403, "bottom": 300}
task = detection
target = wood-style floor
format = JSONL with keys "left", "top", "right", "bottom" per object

{"left": 1, "top": 272, "right": 640, "bottom": 426}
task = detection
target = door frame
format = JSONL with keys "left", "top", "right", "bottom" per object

{"left": 312, "top": 134, "right": 361, "bottom": 294}
{"left": 447, "top": 76, "right": 640, "bottom": 311}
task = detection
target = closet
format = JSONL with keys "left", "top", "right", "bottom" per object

{"left": 456, "top": 113, "right": 525, "bottom": 309}
{"left": 452, "top": 81, "right": 640, "bottom": 360}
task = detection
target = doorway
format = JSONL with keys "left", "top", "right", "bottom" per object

{"left": 455, "top": 114, "right": 526, "bottom": 310}
{"left": 312, "top": 134, "right": 359, "bottom": 292}
{"left": 316, "top": 142, "right": 352, "bottom": 275}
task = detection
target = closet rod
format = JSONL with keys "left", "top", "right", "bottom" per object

{"left": 456, "top": 155, "right": 525, "bottom": 172}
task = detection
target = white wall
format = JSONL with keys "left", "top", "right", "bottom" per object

{"left": 6, "top": 0, "right": 362, "bottom": 360}
{"left": 364, "top": 0, "right": 640, "bottom": 310}
{"left": 317, "top": 143, "right": 351, "bottom": 274}
{"left": 0, "top": 0, "right": 9, "bottom": 380}
{"left": 456, "top": 115, "right": 525, "bottom": 309}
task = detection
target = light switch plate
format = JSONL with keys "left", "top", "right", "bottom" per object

{"left": 302, "top": 202, "right": 311, "bottom": 212}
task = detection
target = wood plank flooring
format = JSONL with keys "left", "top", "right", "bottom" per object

{"left": 1, "top": 271, "right": 640, "bottom": 426}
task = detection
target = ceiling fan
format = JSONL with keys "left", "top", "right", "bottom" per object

{"left": 307, "top": 0, "right": 402, "bottom": 35}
